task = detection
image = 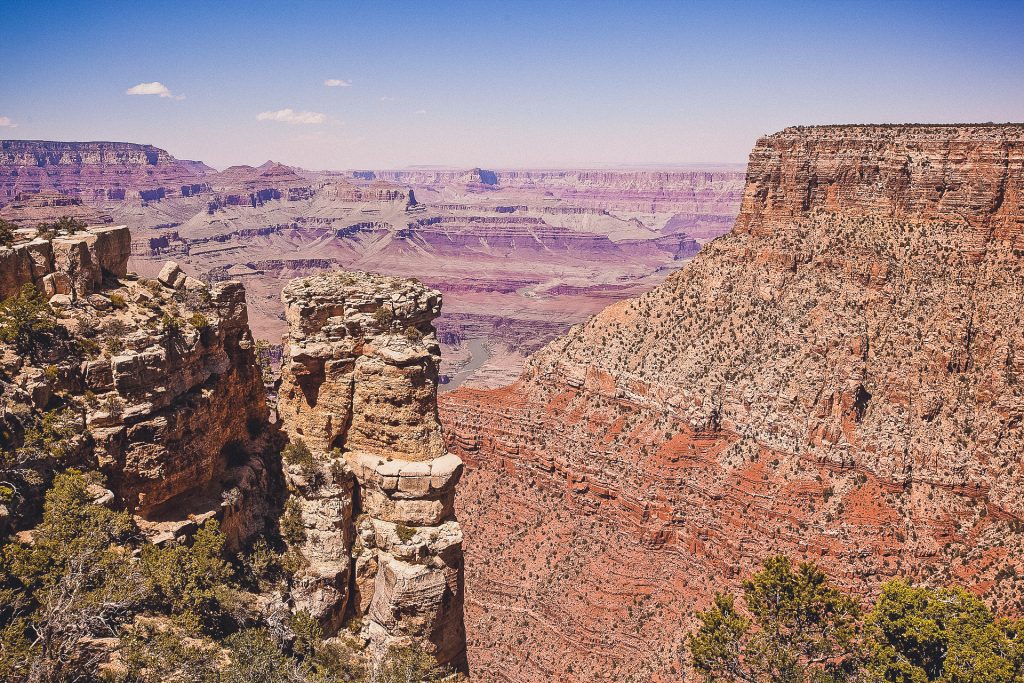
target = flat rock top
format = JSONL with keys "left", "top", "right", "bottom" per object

{"left": 282, "top": 270, "right": 440, "bottom": 311}
{"left": 771, "top": 123, "right": 1024, "bottom": 141}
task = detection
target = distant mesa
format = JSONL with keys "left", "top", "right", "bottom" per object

{"left": 0, "top": 139, "right": 209, "bottom": 204}
{"left": 0, "top": 138, "right": 745, "bottom": 390}
{"left": 464, "top": 168, "right": 498, "bottom": 186}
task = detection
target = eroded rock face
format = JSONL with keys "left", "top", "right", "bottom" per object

{"left": 0, "top": 225, "right": 130, "bottom": 301}
{"left": 0, "top": 230, "right": 274, "bottom": 549}
{"left": 439, "top": 124, "right": 1024, "bottom": 681}
{"left": 278, "top": 272, "right": 466, "bottom": 668}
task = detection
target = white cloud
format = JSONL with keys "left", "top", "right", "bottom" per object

{"left": 324, "top": 78, "right": 352, "bottom": 87}
{"left": 380, "top": 96, "right": 396, "bottom": 101}
{"left": 256, "top": 108, "right": 327, "bottom": 125}
{"left": 126, "top": 81, "right": 185, "bottom": 100}
{"left": 413, "top": 109, "right": 427, "bottom": 115}
{"left": 0, "top": 116, "right": 17, "bottom": 128}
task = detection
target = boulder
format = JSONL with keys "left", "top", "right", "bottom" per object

{"left": 88, "top": 226, "right": 130, "bottom": 278}
{"left": 157, "top": 261, "right": 183, "bottom": 288}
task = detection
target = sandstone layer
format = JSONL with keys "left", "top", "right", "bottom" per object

{"left": 439, "top": 124, "right": 1024, "bottom": 681}
{"left": 278, "top": 272, "right": 466, "bottom": 669}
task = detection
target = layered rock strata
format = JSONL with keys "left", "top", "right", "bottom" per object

{"left": 0, "top": 226, "right": 273, "bottom": 548}
{"left": 278, "top": 272, "right": 466, "bottom": 667}
{"left": 0, "top": 140, "right": 209, "bottom": 203}
{"left": 439, "top": 124, "right": 1024, "bottom": 681}
{"left": 0, "top": 191, "right": 113, "bottom": 227}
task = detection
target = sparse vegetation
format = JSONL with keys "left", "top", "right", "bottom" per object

{"left": 0, "top": 219, "right": 17, "bottom": 247}
{"left": 0, "top": 469, "right": 450, "bottom": 682}
{"left": 189, "top": 312, "right": 210, "bottom": 329}
{"left": 283, "top": 438, "right": 321, "bottom": 486}
{"left": 280, "top": 495, "right": 307, "bottom": 546}
{"left": 35, "top": 217, "right": 87, "bottom": 240}
{"left": 0, "top": 284, "right": 56, "bottom": 359}
{"left": 395, "top": 523, "right": 417, "bottom": 543}
{"left": 253, "top": 339, "right": 275, "bottom": 386}
{"left": 686, "top": 555, "right": 1024, "bottom": 682}
{"left": 373, "top": 306, "right": 395, "bottom": 327}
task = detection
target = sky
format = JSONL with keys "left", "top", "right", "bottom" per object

{"left": 1, "top": 0, "right": 1022, "bottom": 170}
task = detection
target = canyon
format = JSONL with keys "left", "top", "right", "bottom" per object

{"left": 440, "top": 124, "right": 1024, "bottom": 681}
{"left": 5, "top": 125, "right": 1023, "bottom": 681}
{"left": 0, "top": 142, "right": 744, "bottom": 388}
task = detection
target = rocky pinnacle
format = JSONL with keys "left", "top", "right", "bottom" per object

{"left": 278, "top": 271, "right": 466, "bottom": 669}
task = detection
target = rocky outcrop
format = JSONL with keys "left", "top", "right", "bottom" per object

{"left": 0, "top": 226, "right": 274, "bottom": 549}
{"left": 737, "top": 124, "right": 1024, "bottom": 238}
{"left": 278, "top": 272, "right": 466, "bottom": 668}
{"left": 0, "top": 225, "right": 131, "bottom": 300}
{"left": 320, "top": 180, "right": 416, "bottom": 206}
{"left": 439, "top": 124, "right": 1024, "bottom": 681}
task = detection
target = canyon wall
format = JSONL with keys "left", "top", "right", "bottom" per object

{"left": 440, "top": 124, "right": 1024, "bottom": 681}
{"left": 0, "top": 230, "right": 274, "bottom": 548}
{"left": 278, "top": 272, "right": 466, "bottom": 668}
{"left": 0, "top": 140, "right": 209, "bottom": 204}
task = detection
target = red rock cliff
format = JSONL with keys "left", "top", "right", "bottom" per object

{"left": 440, "top": 124, "right": 1024, "bottom": 681}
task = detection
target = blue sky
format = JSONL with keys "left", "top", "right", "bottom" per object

{"left": 1, "top": 0, "right": 1021, "bottom": 169}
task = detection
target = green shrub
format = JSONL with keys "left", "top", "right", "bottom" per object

{"left": 404, "top": 325, "right": 423, "bottom": 341}
{"left": 283, "top": 439, "right": 321, "bottom": 486}
{"left": 373, "top": 306, "right": 395, "bottom": 326}
{"left": 119, "top": 621, "right": 220, "bottom": 683}
{"left": 140, "top": 520, "right": 237, "bottom": 636}
{"left": 0, "top": 284, "right": 56, "bottom": 358}
{"left": 280, "top": 497, "right": 306, "bottom": 546}
{"left": 240, "top": 538, "right": 280, "bottom": 591}
{"left": 376, "top": 644, "right": 451, "bottom": 683}
{"left": 290, "top": 609, "right": 321, "bottom": 659}
{"left": 0, "top": 220, "right": 16, "bottom": 247}
{"left": 104, "top": 336, "right": 125, "bottom": 356}
{"left": 222, "top": 629, "right": 292, "bottom": 683}
{"left": 189, "top": 312, "right": 210, "bottom": 329}
{"left": 55, "top": 216, "right": 87, "bottom": 233}
{"left": 254, "top": 339, "right": 275, "bottom": 385}
{"left": 686, "top": 556, "right": 1024, "bottom": 683}
{"left": 395, "top": 523, "right": 416, "bottom": 543}
{"left": 0, "top": 470, "right": 143, "bottom": 680}
{"left": 161, "top": 313, "right": 183, "bottom": 332}
{"left": 14, "top": 407, "right": 82, "bottom": 463}
{"left": 109, "top": 293, "right": 128, "bottom": 309}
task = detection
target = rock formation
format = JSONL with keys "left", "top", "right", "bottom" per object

{"left": 0, "top": 225, "right": 274, "bottom": 548}
{"left": 278, "top": 272, "right": 466, "bottom": 668}
{"left": 0, "top": 220, "right": 469, "bottom": 671}
{"left": 439, "top": 124, "right": 1024, "bottom": 681}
